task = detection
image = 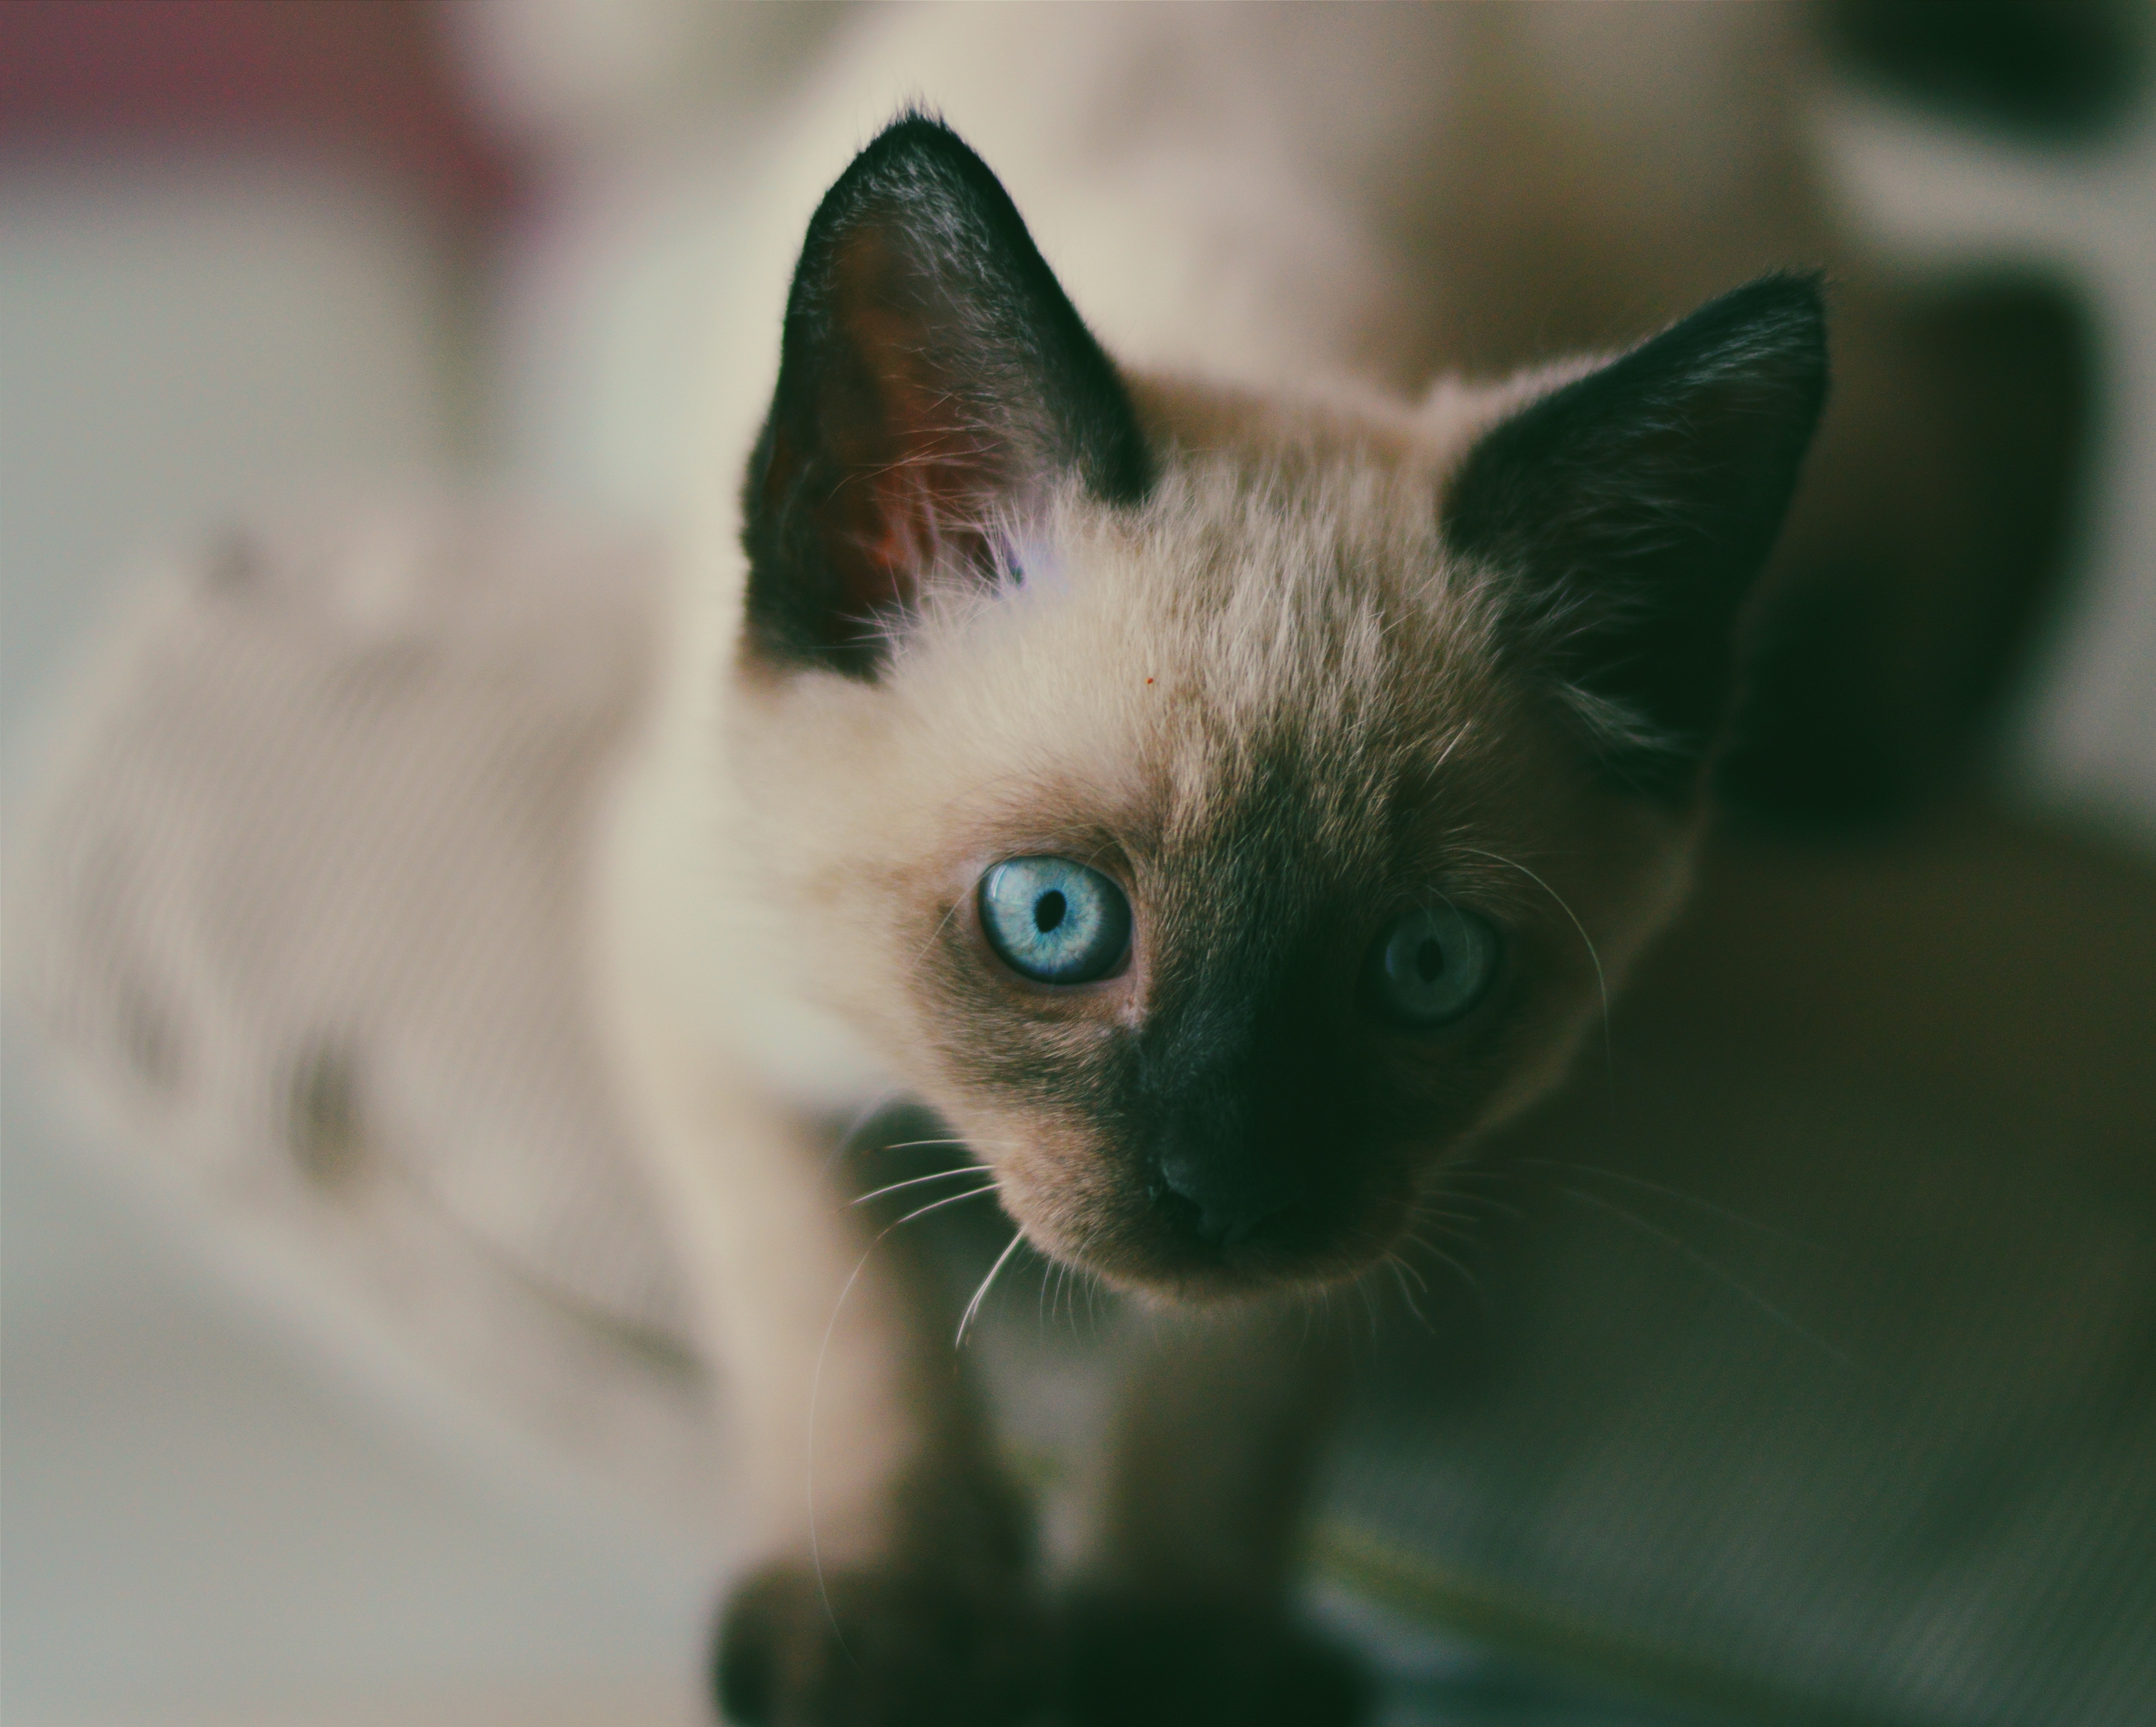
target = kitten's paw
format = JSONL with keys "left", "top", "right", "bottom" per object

{"left": 1062, "top": 1593, "right": 1374, "bottom": 1727}
{"left": 713, "top": 1559, "right": 1048, "bottom": 1727}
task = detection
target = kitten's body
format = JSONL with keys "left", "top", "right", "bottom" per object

{"left": 595, "top": 11, "right": 1834, "bottom": 1722}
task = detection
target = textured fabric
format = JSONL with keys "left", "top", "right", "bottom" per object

{"left": 6, "top": 503, "right": 719, "bottom": 1506}
{"left": 10, "top": 504, "right": 2153, "bottom": 1724}
{"left": 1326, "top": 1059, "right": 2156, "bottom": 1725}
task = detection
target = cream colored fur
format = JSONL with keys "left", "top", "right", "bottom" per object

{"left": 592, "top": 7, "right": 1828, "bottom": 1720}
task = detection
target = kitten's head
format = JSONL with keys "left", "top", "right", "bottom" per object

{"left": 728, "top": 116, "right": 1825, "bottom": 1300}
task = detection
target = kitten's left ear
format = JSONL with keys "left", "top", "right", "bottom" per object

{"left": 743, "top": 113, "right": 1153, "bottom": 678}
{"left": 1445, "top": 274, "right": 1830, "bottom": 798}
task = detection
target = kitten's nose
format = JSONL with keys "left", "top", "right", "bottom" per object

{"left": 1156, "top": 1149, "right": 1299, "bottom": 1250}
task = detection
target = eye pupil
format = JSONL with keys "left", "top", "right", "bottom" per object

{"left": 1369, "top": 904, "right": 1499, "bottom": 1027}
{"left": 980, "top": 858, "right": 1131, "bottom": 984}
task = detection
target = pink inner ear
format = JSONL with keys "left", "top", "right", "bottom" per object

{"left": 817, "top": 231, "right": 1006, "bottom": 625}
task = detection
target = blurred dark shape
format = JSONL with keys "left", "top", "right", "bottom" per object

{"left": 1723, "top": 271, "right": 2094, "bottom": 826}
{"left": 1342, "top": 802, "right": 2156, "bottom": 1722}
{"left": 1828, "top": 0, "right": 2148, "bottom": 142}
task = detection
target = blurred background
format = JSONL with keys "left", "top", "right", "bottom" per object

{"left": 3, "top": 4, "right": 2153, "bottom": 1726}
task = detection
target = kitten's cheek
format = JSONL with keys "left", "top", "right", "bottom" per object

{"left": 973, "top": 1160, "right": 1096, "bottom": 1268}
{"left": 962, "top": 1137, "right": 1140, "bottom": 1278}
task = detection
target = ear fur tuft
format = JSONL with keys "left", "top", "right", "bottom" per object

{"left": 742, "top": 111, "right": 1154, "bottom": 678}
{"left": 1444, "top": 272, "right": 1830, "bottom": 799}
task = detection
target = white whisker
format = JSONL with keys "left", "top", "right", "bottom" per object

{"left": 891, "top": 1183, "right": 1002, "bottom": 1232}
{"left": 1413, "top": 1202, "right": 1501, "bottom": 1236}
{"left": 956, "top": 1229, "right": 1028, "bottom": 1348}
{"left": 1554, "top": 1183, "right": 1858, "bottom": 1371}
{"left": 1400, "top": 1231, "right": 1490, "bottom": 1313}
{"left": 1458, "top": 845, "right": 1612, "bottom": 1092}
{"left": 1520, "top": 1156, "right": 1833, "bottom": 1256}
{"left": 1357, "top": 1271, "right": 1380, "bottom": 1342}
{"left": 806, "top": 1243, "right": 875, "bottom": 1661}
{"left": 1384, "top": 1253, "right": 1430, "bottom": 1329}
{"left": 831, "top": 1085, "right": 905, "bottom": 1164}
{"left": 907, "top": 895, "right": 970, "bottom": 982}
{"left": 852, "top": 1165, "right": 986, "bottom": 1207}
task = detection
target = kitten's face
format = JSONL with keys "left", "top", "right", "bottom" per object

{"left": 729, "top": 117, "right": 1824, "bottom": 1298}
{"left": 740, "top": 440, "right": 1692, "bottom": 1296}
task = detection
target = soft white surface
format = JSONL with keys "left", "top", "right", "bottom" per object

{"left": 0, "top": 1085, "right": 711, "bottom": 1727}
{"left": 0, "top": 161, "right": 711, "bottom": 1727}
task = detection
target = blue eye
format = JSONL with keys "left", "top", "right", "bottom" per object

{"left": 1370, "top": 903, "right": 1498, "bottom": 1026}
{"left": 979, "top": 857, "right": 1131, "bottom": 984}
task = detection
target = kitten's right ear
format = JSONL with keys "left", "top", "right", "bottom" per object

{"left": 1445, "top": 274, "right": 1829, "bottom": 800}
{"left": 742, "top": 113, "right": 1153, "bottom": 679}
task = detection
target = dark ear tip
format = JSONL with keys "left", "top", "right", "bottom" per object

{"left": 788, "top": 111, "right": 1010, "bottom": 260}
{"left": 844, "top": 107, "right": 999, "bottom": 199}
{"left": 1684, "top": 270, "right": 1832, "bottom": 389}
{"left": 863, "top": 106, "right": 965, "bottom": 159}
{"left": 1733, "top": 266, "right": 1830, "bottom": 314}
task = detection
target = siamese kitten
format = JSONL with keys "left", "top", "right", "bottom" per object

{"left": 595, "top": 105, "right": 1824, "bottom": 1727}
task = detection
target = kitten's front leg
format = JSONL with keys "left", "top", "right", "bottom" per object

{"left": 1070, "top": 1301, "right": 1373, "bottom": 1727}
{"left": 612, "top": 1015, "right": 1045, "bottom": 1725}
{"left": 716, "top": 1453, "right": 1042, "bottom": 1727}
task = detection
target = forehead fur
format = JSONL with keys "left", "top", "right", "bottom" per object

{"left": 741, "top": 373, "right": 1532, "bottom": 869}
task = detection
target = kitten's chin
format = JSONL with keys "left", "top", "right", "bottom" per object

{"left": 1082, "top": 1245, "right": 1393, "bottom": 1307}
{"left": 1120, "top": 1258, "right": 1355, "bottom": 1307}
{"left": 1016, "top": 1194, "right": 1415, "bottom": 1305}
